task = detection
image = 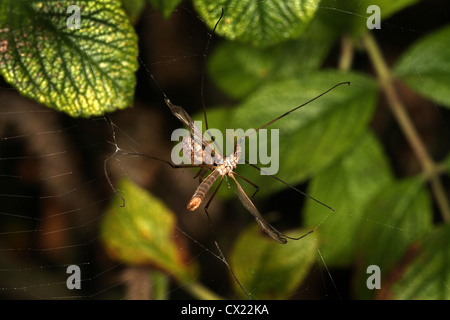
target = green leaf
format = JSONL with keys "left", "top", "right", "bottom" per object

{"left": 230, "top": 225, "right": 317, "bottom": 299}
{"left": 208, "top": 16, "right": 337, "bottom": 99}
{"left": 303, "top": 130, "right": 393, "bottom": 267}
{"left": 394, "top": 25, "right": 450, "bottom": 108}
{"left": 317, "top": 0, "right": 419, "bottom": 36}
{"left": 193, "top": 0, "right": 320, "bottom": 47}
{"left": 353, "top": 177, "right": 433, "bottom": 299}
{"left": 101, "top": 179, "right": 197, "bottom": 283}
{"left": 208, "top": 41, "right": 278, "bottom": 100}
{"left": 0, "top": 0, "right": 138, "bottom": 117}
{"left": 207, "top": 70, "right": 376, "bottom": 197}
{"left": 381, "top": 224, "right": 450, "bottom": 299}
{"left": 148, "top": 0, "right": 182, "bottom": 18}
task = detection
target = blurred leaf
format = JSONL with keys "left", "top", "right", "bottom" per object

{"left": 0, "top": 0, "right": 138, "bottom": 117}
{"left": 208, "top": 17, "right": 337, "bottom": 99}
{"left": 193, "top": 0, "right": 320, "bottom": 47}
{"left": 354, "top": 177, "right": 433, "bottom": 299}
{"left": 394, "top": 25, "right": 450, "bottom": 108}
{"left": 148, "top": 0, "right": 181, "bottom": 18}
{"left": 208, "top": 41, "right": 278, "bottom": 100}
{"left": 318, "top": 0, "right": 419, "bottom": 36}
{"left": 208, "top": 71, "right": 376, "bottom": 197}
{"left": 230, "top": 225, "right": 317, "bottom": 299}
{"left": 303, "top": 131, "right": 393, "bottom": 267}
{"left": 380, "top": 224, "right": 450, "bottom": 299}
{"left": 121, "top": 0, "right": 147, "bottom": 24}
{"left": 101, "top": 179, "right": 196, "bottom": 283}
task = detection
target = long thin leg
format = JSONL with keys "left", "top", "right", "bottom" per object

{"left": 245, "top": 161, "right": 334, "bottom": 212}
{"left": 230, "top": 174, "right": 315, "bottom": 244}
{"left": 232, "top": 171, "right": 260, "bottom": 200}
{"left": 200, "top": 7, "right": 224, "bottom": 132}
{"left": 231, "top": 136, "right": 261, "bottom": 199}
{"left": 203, "top": 178, "right": 252, "bottom": 299}
{"left": 104, "top": 151, "right": 126, "bottom": 207}
{"left": 193, "top": 166, "right": 208, "bottom": 183}
{"left": 240, "top": 82, "right": 350, "bottom": 142}
{"left": 103, "top": 115, "right": 211, "bottom": 206}
{"left": 120, "top": 151, "right": 210, "bottom": 170}
{"left": 105, "top": 149, "right": 211, "bottom": 207}
{"left": 283, "top": 229, "right": 314, "bottom": 241}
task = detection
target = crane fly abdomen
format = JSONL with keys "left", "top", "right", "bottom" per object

{"left": 187, "top": 168, "right": 222, "bottom": 211}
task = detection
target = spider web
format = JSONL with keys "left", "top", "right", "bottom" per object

{"left": 0, "top": 1, "right": 449, "bottom": 301}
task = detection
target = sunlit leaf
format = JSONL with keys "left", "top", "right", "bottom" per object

{"left": 101, "top": 179, "right": 196, "bottom": 283}
{"left": 0, "top": 0, "right": 138, "bottom": 117}
{"left": 303, "top": 131, "right": 393, "bottom": 267}
{"left": 353, "top": 177, "right": 433, "bottom": 299}
{"left": 394, "top": 25, "right": 450, "bottom": 108}
{"left": 230, "top": 225, "right": 317, "bottom": 299}
{"left": 193, "top": 0, "right": 320, "bottom": 47}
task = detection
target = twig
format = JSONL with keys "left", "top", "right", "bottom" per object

{"left": 362, "top": 31, "right": 450, "bottom": 222}
{"left": 184, "top": 280, "right": 224, "bottom": 300}
{"left": 339, "top": 35, "right": 354, "bottom": 72}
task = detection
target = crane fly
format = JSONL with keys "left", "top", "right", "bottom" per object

{"left": 163, "top": 78, "right": 348, "bottom": 244}
{"left": 104, "top": 80, "right": 349, "bottom": 298}
{"left": 104, "top": 8, "right": 350, "bottom": 298}
{"left": 104, "top": 7, "right": 350, "bottom": 246}
{"left": 166, "top": 96, "right": 291, "bottom": 243}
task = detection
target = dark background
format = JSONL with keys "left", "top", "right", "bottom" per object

{"left": 0, "top": 0, "right": 449, "bottom": 299}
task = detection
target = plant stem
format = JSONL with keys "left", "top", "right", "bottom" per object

{"left": 184, "top": 280, "right": 223, "bottom": 300}
{"left": 362, "top": 31, "right": 450, "bottom": 222}
{"left": 150, "top": 269, "right": 169, "bottom": 300}
{"left": 339, "top": 35, "right": 354, "bottom": 72}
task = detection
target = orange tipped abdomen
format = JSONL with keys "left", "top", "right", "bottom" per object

{"left": 187, "top": 196, "right": 202, "bottom": 211}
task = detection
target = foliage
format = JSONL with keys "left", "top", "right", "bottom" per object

{"left": 101, "top": 179, "right": 197, "bottom": 283}
{"left": 230, "top": 225, "right": 317, "bottom": 299}
{"left": 1, "top": 0, "right": 450, "bottom": 300}
{"left": 193, "top": 0, "right": 320, "bottom": 47}
{"left": 394, "top": 25, "right": 450, "bottom": 108}
{"left": 0, "top": 0, "right": 138, "bottom": 117}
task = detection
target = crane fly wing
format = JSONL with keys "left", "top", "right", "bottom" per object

{"left": 230, "top": 174, "right": 287, "bottom": 244}
{"left": 165, "top": 98, "right": 194, "bottom": 127}
{"left": 165, "top": 97, "right": 203, "bottom": 142}
{"left": 165, "top": 98, "right": 221, "bottom": 165}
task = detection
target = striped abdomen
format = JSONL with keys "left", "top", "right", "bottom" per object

{"left": 187, "top": 168, "right": 221, "bottom": 211}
